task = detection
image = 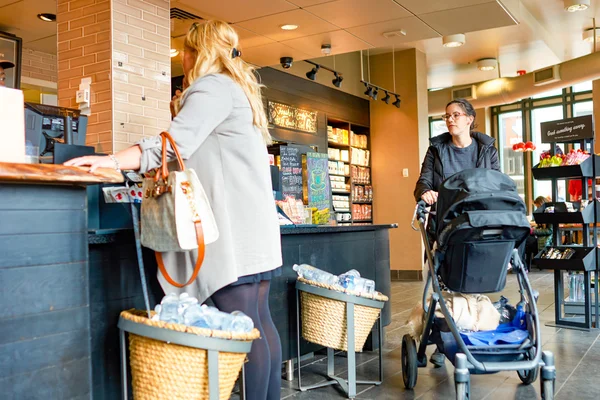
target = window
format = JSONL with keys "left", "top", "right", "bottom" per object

{"left": 532, "top": 88, "right": 563, "bottom": 99}
{"left": 573, "top": 101, "right": 593, "bottom": 117}
{"left": 498, "top": 111, "right": 525, "bottom": 199}
{"left": 430, "top": 119, "right": 447, "bottom": 138}
{"left": 573, "top": 81, "right": 593, "bottom": 93}
{"left": 532, "top": 105, "right": 565, "bottom": 201}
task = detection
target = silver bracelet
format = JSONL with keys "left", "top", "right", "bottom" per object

{"left": 108, "top": 154, "right": 121, "bottom": 172}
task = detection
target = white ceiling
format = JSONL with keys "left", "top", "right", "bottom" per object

{"left": 1, "top": 0, "right": 600, "bottom": 90}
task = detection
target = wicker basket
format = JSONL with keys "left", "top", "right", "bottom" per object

{"left": 298, "top": 277, "right": 389, "bottom": 352}
{"left": 120, "top": 309, "right": 260, "bottom": 400}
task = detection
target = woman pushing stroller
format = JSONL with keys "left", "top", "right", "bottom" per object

{"left": 408, "top": 99, "right": 557, "bottom": 400}
{"left": 414, "top": 98, "right": 500, "bottom": 367}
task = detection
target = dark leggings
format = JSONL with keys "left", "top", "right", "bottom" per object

{"left": 210, "top": 280, "right": 282, "bottom": 400}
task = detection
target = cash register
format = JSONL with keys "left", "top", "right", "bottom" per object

{"left": 24, "top": 102, "right": 94, "bottom": 163}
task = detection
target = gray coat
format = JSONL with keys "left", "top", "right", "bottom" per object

{"left": 137, "top": 73, "right": 282, "bottom": 303}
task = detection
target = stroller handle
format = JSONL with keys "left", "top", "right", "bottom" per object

{"left": 411, "top": 200, "right": 429, "bottom": 231}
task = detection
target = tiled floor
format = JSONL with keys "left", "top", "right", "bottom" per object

{"left": 276, "top": 271, "right": 600, "bottom": 400}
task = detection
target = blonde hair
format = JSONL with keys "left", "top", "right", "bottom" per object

{"left": 175, "top": 20, "right": 271, "bottom": 144}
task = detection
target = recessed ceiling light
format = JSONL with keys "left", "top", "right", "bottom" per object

{"left": 442, "top": 34, "right": 465, "bottom": 48}
{"left": 280, "top": 24, "right": 299, "bottom": 31}
{"left": 477, "top": 58, "right": 498, "bottom": 71}
{"left": 170, "top": 49, "right": 179, "bottom": 57}
{"left": 582, "top": 27, "right": 600, "bottom": 43}
{"left": 564, "top": 0, "right": 590, "bottom": 12}
{"left": 37, "top": 13, "right": 56, "bottom": 22}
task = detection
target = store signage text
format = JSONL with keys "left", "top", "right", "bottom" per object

{"left": 268, "top": 101, "right": 317, "bottom": 134}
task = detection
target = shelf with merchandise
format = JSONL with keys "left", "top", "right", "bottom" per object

{"left": 532, "top": 155, "right": 600, "bottom": 180}
{"left": 533, "top": 200, "right": 600, "bottom": 225}
{"left": 533, "top": 246, "right": 596, "bottom": 271}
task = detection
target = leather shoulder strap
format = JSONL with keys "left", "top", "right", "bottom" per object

{"left": 155, "top": 221, "right": 205, "bottom": 288}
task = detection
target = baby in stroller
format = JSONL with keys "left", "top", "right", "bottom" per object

{"left": 406, "top": 168, "right": 556, "bottom": 400}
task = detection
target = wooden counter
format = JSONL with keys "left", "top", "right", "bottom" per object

{"left": 0, "top": 162, "right": 121, "bottom": 400}
{"left": 0, "top": 162, "right": 123, "bottom": 185}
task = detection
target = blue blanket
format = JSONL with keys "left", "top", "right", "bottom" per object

{"left": 460, "top": 323, "right": 529, "bottom": 346}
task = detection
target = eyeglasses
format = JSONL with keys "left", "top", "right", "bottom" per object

{"left": 442, "top": 112, "right": 467, "bottom": 121}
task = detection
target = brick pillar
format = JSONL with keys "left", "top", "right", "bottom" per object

{"left": 57, "top": 0, "right": 171, "bottom": 154}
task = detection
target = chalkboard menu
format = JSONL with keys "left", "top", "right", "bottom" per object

{"left": 280, "top": 146, "right": 303, "bottom": 200}
{"left": 304, "top": 152, "right": 332, "bottom": 211}
{"left": 540, "top": 115, "right": 594, "bottom": 143}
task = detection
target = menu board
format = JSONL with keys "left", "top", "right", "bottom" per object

{"left": 280, "top": 146, "right": 303, "bottom": 200}
{"left": 304, "top": 152, "right": 332, "bottom": 211}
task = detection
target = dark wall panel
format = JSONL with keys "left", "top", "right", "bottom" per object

{"left": 0, "top": 184, "right": 91, "bottom": 399}
{"left": 0, "top": 358, "right": 91, "bottom": 400}
{"left": 0, "top": 262, "right": 87, "bottom": 319}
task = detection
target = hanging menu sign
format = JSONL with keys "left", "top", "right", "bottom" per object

{"left": 540, "top": 115, "right": 594, "bottom": 143}
{"left": 304, "top": 152, "right": 332, "bottom": 211}
{"left": 268, "top": 101, "right": 317, "bottom": 133}
{"left": 280, "top": 146, "right": 304, "bottom": 200}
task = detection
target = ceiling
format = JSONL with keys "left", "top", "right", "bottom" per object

{"left": 1, "top": 0, "right": 599, "bottom": 90}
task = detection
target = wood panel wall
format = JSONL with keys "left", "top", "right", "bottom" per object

{"left": 0, "top": 185, "right": 92, "bottom": 400}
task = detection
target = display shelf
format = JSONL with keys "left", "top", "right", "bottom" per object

{"left": 328, "top": 141, "right": 350, "bottom": 149}
{"left": 531, "top": 155, "right": 600, "bottom": 180}
{"left": 328, "top": 118, "right": 373, "bottom": 226}
{"left": 533, "top": 247, "right": 596, "bottom": 271}
{"left": 353, "top": 200, "right": 372, "bottom": 204}
{"left": 533, "top": 200, "right": 600, "bottom": 224}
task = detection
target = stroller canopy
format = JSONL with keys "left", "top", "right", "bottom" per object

{"left": 435, "top": 169, "right": 529, "bottom": 247}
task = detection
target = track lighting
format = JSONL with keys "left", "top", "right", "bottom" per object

{"left": 382, "top": 91, "right": 390, "bottom": 104}
{"left": 306, "top": 66, "right": 319, "bottom": 80}
{"left": 304, "top": 60, "right": 342, "bottom": 88}
{"left": 304, "top": 60, "right": 344, "bottom": 87}
{"left": 361, "top": 81, "right": 401, "bottom": 108}
{"left": 332, "top": 73, "right": 343, "bottom": 88}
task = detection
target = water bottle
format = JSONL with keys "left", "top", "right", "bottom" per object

{"left": 512, "top": 301, "right": 526, "bottom": 329}
{"left": 159, "top": 293, "right": 181, "bottom": 324}
{"left": 568, "top": 272, "right": 577, "bottom": 302}
{"left": 221, "top": 311, "right": 255, "bottom": 333}
{"left": 183, "top": 304, "right": 210, "bottom": 328}
{"left": 293, "top": 264, "right": 339, "bottom": 286}
{"left": 338, "top": 274, "right": 375, "bottom": 295}
{"left": 203, "top": 306, "right": 228, "bottom": 330}
{"left": 576, "top": 274, "right": 585, "bottom": 302}
{"left": 177, "top": 293, "right": 198, "bottom": 316}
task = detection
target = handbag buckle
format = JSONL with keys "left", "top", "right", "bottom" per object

{"left": 150, "top": 183, "right": 172, "bottom": 198}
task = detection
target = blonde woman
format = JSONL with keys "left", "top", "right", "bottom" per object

{"left": 66, "top": 20, "right": 283, "bottom": 399}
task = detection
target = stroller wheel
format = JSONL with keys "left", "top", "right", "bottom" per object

{"left": 455, "top": 381, "right": 470, "bottom": 400}
{"left": 517, "top": 347, "right": 539, "bottom": 385}
{"left": 401, "top": 334, "right": 418, "bottom": 389}
{"left": 541, "top": 378, "right": 555, "bottom": 400}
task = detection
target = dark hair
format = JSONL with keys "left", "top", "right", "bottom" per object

{"left": 446, "top": 98, "right": 477, "bottom": 131}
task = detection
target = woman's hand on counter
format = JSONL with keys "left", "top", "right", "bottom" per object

{"left": 421, "top": 190, "right": 438, "bottom": 205}
{"left": 64, "top": 145, "right": 142, "bottom": 173}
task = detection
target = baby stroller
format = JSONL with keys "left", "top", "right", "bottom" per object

{"left": 405, "top": 169, "right": 556, "bottom": 400}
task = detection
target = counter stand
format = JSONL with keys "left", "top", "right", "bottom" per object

{"left": 295, "top": 281, "right": 384, "bottom": 399}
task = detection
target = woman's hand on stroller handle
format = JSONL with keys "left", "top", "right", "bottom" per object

{"left": 421, "top": 190, "right": 438, "bottom": 205}
{"left": 412, "top": 200, "right": 430, "bottom": 231}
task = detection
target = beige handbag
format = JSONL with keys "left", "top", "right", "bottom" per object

{"left": 141, "top": 132, "right": 219, "bottom": 288}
